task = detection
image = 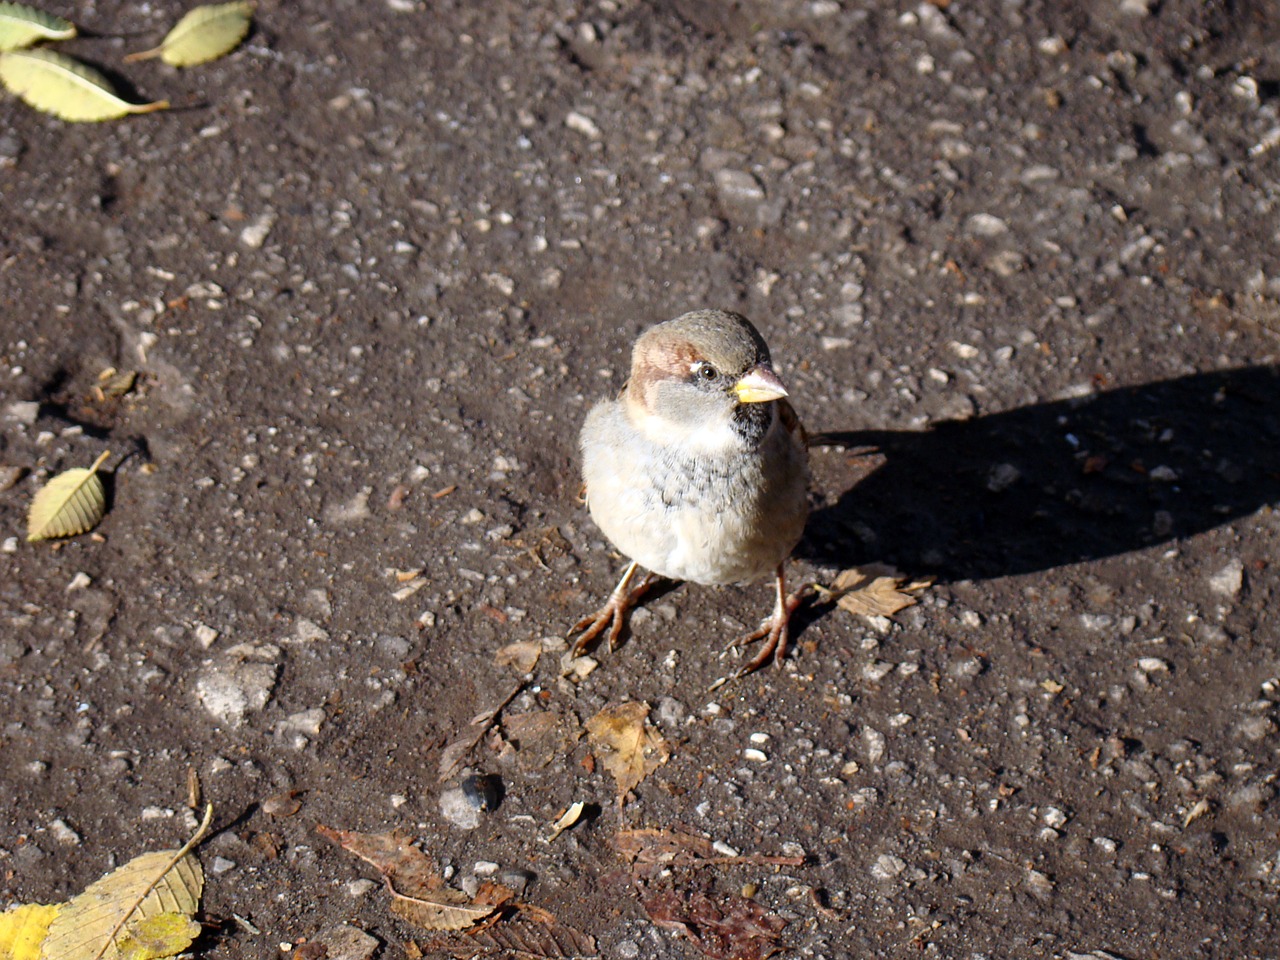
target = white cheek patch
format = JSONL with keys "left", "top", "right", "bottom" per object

{"left": 631, "top": 405, "right": 743, "bottom": 456}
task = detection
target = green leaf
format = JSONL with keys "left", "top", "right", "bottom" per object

{"left": 0, "top": 3, "right": 75, "bottom": 52}
{"left": 26, "top": 451, "right": 110, "bottom": 542}
{"left": 113, "top": 914, "right": 201, "bottom": 960}
{"left": 126, "top": 2, "right": 253, "bottom": 68}
{"left": 0, "top": 49, "right": 167, "bottom": 121}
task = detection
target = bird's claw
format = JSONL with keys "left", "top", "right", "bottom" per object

{"left": 727, "top": 581, "right": 813, "bottom": 677}
{"left": 567, "top": 563, "right": 658, "bottom": 658}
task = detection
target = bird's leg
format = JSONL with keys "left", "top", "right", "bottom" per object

{"left": 568, "top": 560, "right": 659, "bottom": 656}
{"left": 733, "top": 564, "right": 810, "bottom": 676}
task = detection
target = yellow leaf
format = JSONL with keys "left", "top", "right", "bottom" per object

{"left": 0, "top": 3, "right": 75, "bottom": 52}
{"left": 585, "top": 702, "right": 669, "bottom": 802}
{"left": 39, "top": 850, "right": 203, "bottom": 960}
{"left": 826, "top": 564, "right": 932, "bottom": 619}
{"left": 25, "top": 451, "right": 108, "bottom": 542}
{"left": 0, "top": 904, "right": 61, "bottom": 960}
{"left": 26, "top": 451, "right": 111, "bottom": 542}
{"left": 0, "top": 50, "right": 167, "bottom": 121}
{"left": 113, "top": 914, "right": 200, "bottom": 960}
{"left": 126, "top": 2, "right": 252, "bottom": 68}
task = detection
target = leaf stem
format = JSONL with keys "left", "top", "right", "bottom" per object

{"left": 90, "top": 803, "right": 214, "bottom": 960}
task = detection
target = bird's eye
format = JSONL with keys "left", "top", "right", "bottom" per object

{"left": 696, "top": 363, "right": 719, "bottom": 381}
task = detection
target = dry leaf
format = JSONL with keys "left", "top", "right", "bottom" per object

{"left": 125, "top": 2, "right": 252, "bottom": 67}
{"left": 584, "top": 702, "right": 669, "bottom": 802}
{"left": 94, "top": 369, "right": 137, "bottom": 401}
{"left": 27, "top": 451, "right": 110, "bottom": 542}
{"left": 113, "top": 913, "right": 200, "bottom": 960}
{"left": 503, "top": 710, "right": 575, "bottom": 771}
{"left": 643, "top": 888, "right": 786, "bottom": 960}
{"left": 318, "top": 825, "right": 496, "bottom": 933}
{"left": 0, "top": 50, "right": 167, "bottom": 121}
{"left": 613, "top": 829, "right": 805, "bottom": 873}
{"left": 40, "top": 850, "right": 203, "bottom": 960}
{"left": 0, "top": 903, "right": 61, "bottom": 960}
{"left": 388, "top": 888, "right": 496, "bottom": 934}
{"left": 493, "top": 640, "right": 541, "bottom": 674}
{"left": 436, "top": 679, "right": 528, "bottom": 782}
{"left": 467, "top": 915, "right": 598, "bottom": 958}
{"left": 825, "top": 564, "right": 932, "bottom": 618}
{"left": 315, "top": 827, "right": 442, "bottom": 897}
{"left": 548, "top": 802, "right": 585, "bottom": 841}
{"left": 0, "top": 3, "right": 75, "bottom": 52}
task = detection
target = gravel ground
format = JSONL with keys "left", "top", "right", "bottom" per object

{"left": 2, "top": 1, "right": 1280, "bottom": 958}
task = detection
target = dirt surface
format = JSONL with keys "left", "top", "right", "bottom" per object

{"left": 3, "top": 1, "right": 1280, "bottom": 957}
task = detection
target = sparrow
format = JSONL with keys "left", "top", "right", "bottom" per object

{"left": 570, "top": 309, "right": 810, "bottom": 676}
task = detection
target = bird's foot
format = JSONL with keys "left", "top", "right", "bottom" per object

{"left": 729, "top": 574, "right": 814, "bottom": 677}
{"left": 568, "top": 561, "right": 657, "bottom": 657}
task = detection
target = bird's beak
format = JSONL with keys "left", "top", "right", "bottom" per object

{"left": 733, "top": 365, "right": 789, "bottom": 404}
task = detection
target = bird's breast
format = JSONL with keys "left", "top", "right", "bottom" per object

{"left": 580, "top": 401, "right": 808, "bottom": 585}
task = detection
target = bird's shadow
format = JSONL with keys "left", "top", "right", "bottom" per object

{"left": 799, "top": 364, "right": 1280, "bottom": 583}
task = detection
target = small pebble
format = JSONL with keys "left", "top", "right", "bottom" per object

{"left": 1209, "top": 558, "right": 1244, "bottom": 598}
{"left": 498, "top": 869, "right": 534, "bottom": 895}
{"left": 439, "top": 788, "right": 481, "bottom": 830}
{"left": 565, "top": 111, "right": 601, "bottom": 139}
{"left": 1042, "top": 806, "right": 1069, "bottom": 829}
{"left": 871, "top": 854, "right": 906, "bottom": 879}
{"left": 49, "top": 819, "right": 80, "bottom": 845}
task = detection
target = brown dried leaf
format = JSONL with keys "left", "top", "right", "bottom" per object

{"left": 315, "top": 826, "right": 442, "bottom": 897}
{"left": 437, "top": 680, "right": 528, "bottom": 782}
{"left": 503, "top": 710, "right": 575, "bottom": 771}
{"left": 388, "top": 888, "right": 497, "bottom": 933}
{"left": 613, "top": 829, "right": 805, "bottom": 872}
{"left": 494, "top": 640, "right": 541, "bottom": 674}
{"left": 320, "top": 826, "right": 498, "bottom": 933}
{"left": 584, "top": 702, "right": 669, "bottom": 802}
{"left": 467, "top": 915, "right": 598, "bottom": 959}
{"left": 827, "top": 563, "right": 932, "bottom": 618}
{"left": 642, "top": 888, "right": 786, "bottom": 960}
{"left": 614, "top": 828, "right": 714, "bottom": 864}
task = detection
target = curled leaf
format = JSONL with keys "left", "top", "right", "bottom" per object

{"left": 126, "top": 2, "right": 252, "bottom": 67}
{"left": 0, "top": 3, "right": 75, "bottom": 52}
{"left": 0, "top": 50, "right": 167, "bottom": 121}
{"left": 548, "top": 801, "right": 585, "bottom": 841}
{"left": 27, "top": 451, "right": 110, "bottom": 542}
{"left": 388, "top": 888, "right": 497, "bottom": 933}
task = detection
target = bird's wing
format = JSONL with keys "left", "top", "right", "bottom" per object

{"left": 778, "top": 397, "right": 809, "bottom": 448}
